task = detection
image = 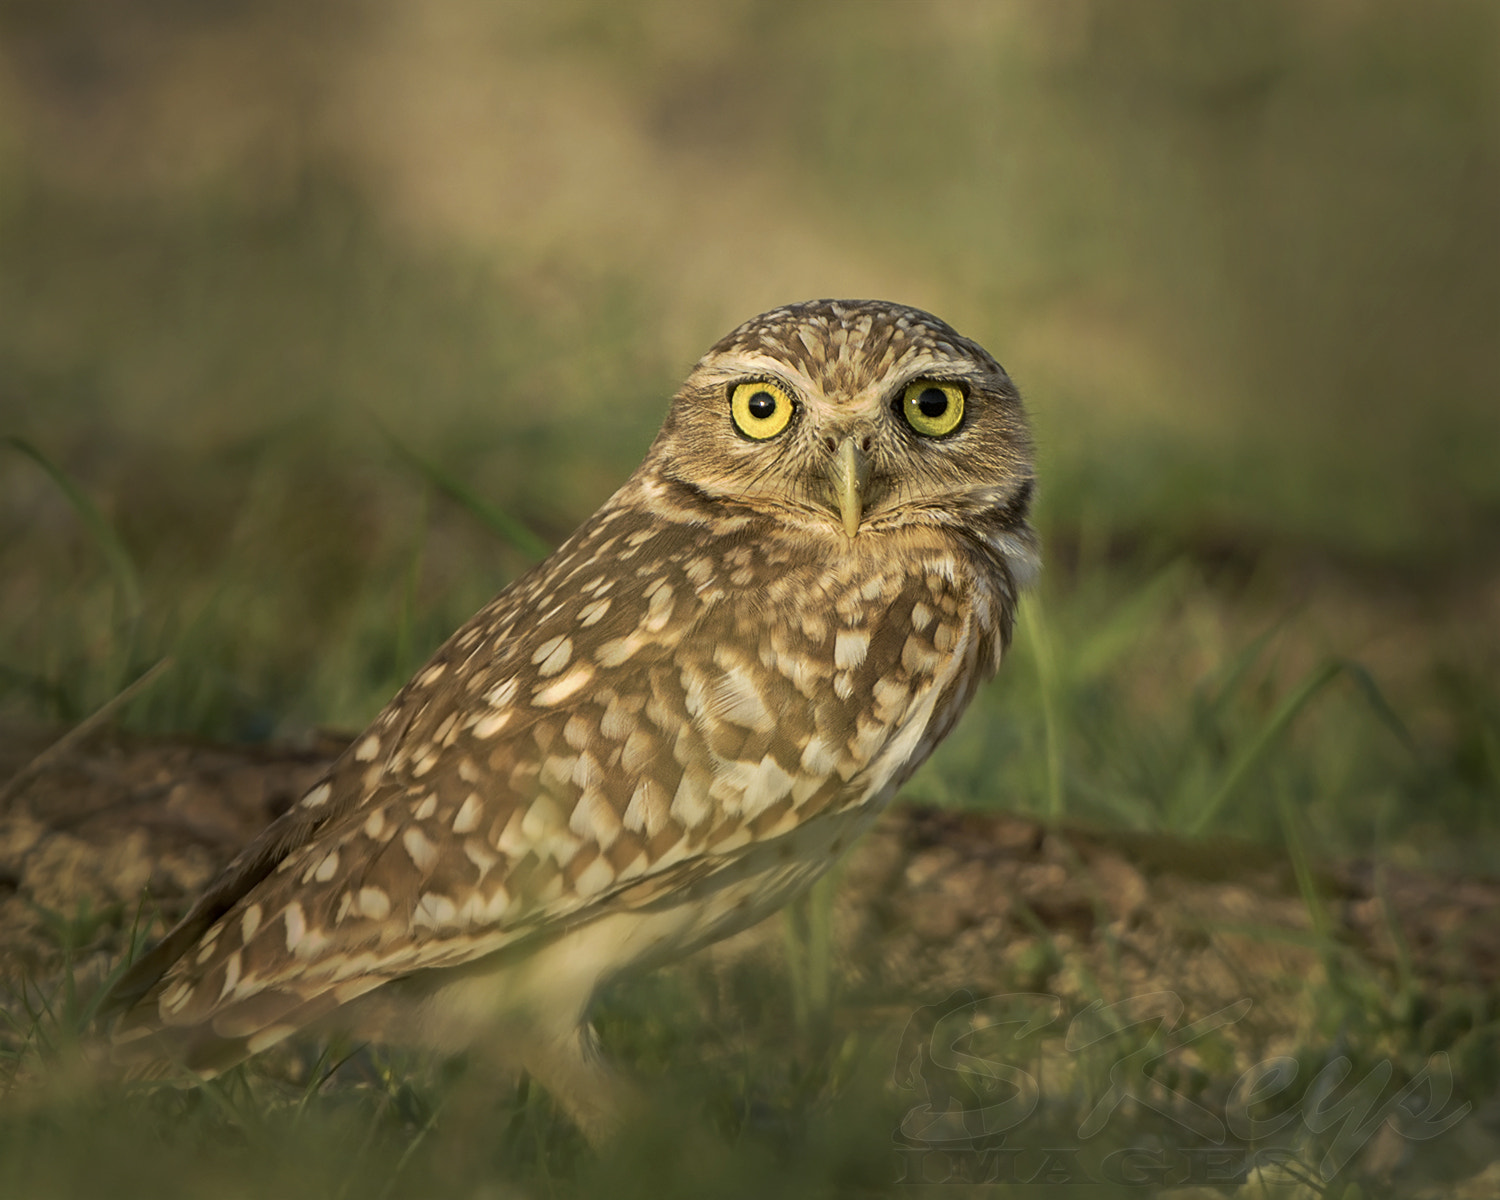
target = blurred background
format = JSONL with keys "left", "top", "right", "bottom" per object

{"left": 1, "top": 0, "right": 1497, "bottom": 858}
{"left": 2, "top": 5, "right": 1499, "bottom": 1194}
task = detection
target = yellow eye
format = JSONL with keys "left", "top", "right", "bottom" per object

{"left": 901, "top": 379, "right": 965, "bottom": 437}
{"left": 730, "top": 380, "right": 795, "bottom": 440}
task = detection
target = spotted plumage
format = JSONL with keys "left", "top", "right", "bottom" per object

{"left": 104, "top": 299, "right": 1038, "bottom": 1142}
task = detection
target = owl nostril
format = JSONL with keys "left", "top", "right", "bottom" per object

{"left": 861, "top": 436, "right": 873, "bottom": 451}
{"left": 823, "top": 435, "right": 836, "bottom": 452}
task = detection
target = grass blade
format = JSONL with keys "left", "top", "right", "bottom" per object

{"left": 1185, "top": 657, "right": 1411, "bottom": 836}
{"left": 1200, "top": 621, "right": 1282, "bottom": 721}
{"left": 380, "top": 428, "right": 552, "bottom": 562}
{"left": 0, "top": 657, "right": 173, "bottom": 808}
{"left": 3, "top": 436, "right": 143, "bottom": 622}
{"left": 1070, "top": 560, "right": 1187, "bottom": 682}
{"left": 1019, "top": 594, "right": 1065, "bottom": 820}
{"left": 1186, "top": 658, "right": 1343, "bottom": 835}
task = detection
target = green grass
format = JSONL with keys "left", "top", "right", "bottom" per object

{"left": 1, "top": 1, "right": 1497, "bottom": 1195}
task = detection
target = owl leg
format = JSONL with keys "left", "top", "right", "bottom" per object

{"left": 333, "top": 983, "right": 637, "bottom": 1147}
{"left": 519, "top": 1021, "right": 642, "bottom": 1148}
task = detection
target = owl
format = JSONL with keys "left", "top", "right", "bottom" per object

{"left": 104, "top": 299, "right": 1038, "bottom": 1143}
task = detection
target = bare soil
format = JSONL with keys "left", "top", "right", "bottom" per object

{"left": 2, "top": 718, "right": 1495, "bottom": 1011}
{"left": 2, "top": 721, "right": 1497, "bottom": 1196}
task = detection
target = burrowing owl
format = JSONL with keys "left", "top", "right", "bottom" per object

{"left": 105, "top": 299, "right": 1038, "bottom": 1142}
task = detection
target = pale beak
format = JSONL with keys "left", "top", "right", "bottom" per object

{"left": 829, "top": 435, "right": 872, "bottom": 538}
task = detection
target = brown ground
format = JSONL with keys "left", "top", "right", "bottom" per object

{"left": 0, "top": 714, "right": 1494, "bottom": 1014}
{"left": 1, "top": 720, "right": 1497, "bottom": 1196}
{"left": 3, "top": 718, "right": 1494, "bottom": 987}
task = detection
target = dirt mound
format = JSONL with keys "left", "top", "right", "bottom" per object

{"left": 2, "top": 721, "right": 1494, "bottom": 1004}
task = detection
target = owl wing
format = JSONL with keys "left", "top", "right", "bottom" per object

{"left": 107, "top": 512, "right": 994, "bottom": 1074}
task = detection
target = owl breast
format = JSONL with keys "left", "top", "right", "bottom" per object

{"left": 545, "top": 508, "right": 1012, "bottom": 874}
{"left": 475, "top": 512, "right": 1019, "bottom": 991}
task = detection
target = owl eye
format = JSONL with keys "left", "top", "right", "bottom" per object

{"left": 900, "top": 379, "right": 966, "bottom": 437}
{"left": 730, "top": 380, "right": 795, "bottom": 440}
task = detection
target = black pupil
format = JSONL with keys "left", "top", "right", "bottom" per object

{"left": 747, "top": 390, "right": 777, "bottom": 419}
{"left": 917, "top": 387, "right": 949, "bottom": 418}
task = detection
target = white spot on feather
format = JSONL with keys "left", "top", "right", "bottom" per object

{"left": 800, "top": 735, "right": 837, "bottom": 777}
{"left": 732, "top": 755, "right": 796, "bottom": 820}
{"left": 578, "top": 597, "right": 611, "bottom": 627}
{"left": 218, "top": 950, "right": 242, "bottom": 1000}
{"left": 300, "top": 782, "right": 332, "bottom": 809}
{"left": 707, "top": 665, "right": 773, "bottom": 730}
{"left": 599, "top": 695, "right": 636, "bottom": 740}
{"left": 643, "top": 583, "right": 676, "bottom": 632}
{"left": 284, "top": 903, "right": 307, "bottom": 952}
{"left": 464, "top": 839, "right": 498, "bottom": 880}
{"left": 569, "top": 789, "right": 620, "bottom": 848}
{"left": 575, "top": 856, "right": 616, "bottom": 898}
{"left": 246, "top": 1025, "right": 298, "bottom": 1055}
{"left": 834, "top": 628, "right": 870, "bottom": 670}
{"left": 452, "top": 793, "right": 483, "bottom": 833}
{"left": 873, "top": 677, "right": 910, "bottom": 722}
{"left": 411, "top": 751, "right": 437, "bottom": 778}
{"left": 483, "top": 886, "right": 511, "bottom": 921}
{"left": 622, "top": 779, "right": 669, "bottom": 836}
{"left": 358, "top": 887, "right": 391, "bottom": 919}
{"left": 404, "top": 827, "right": 438, "bottom": 872}
{"left": 495, "top": 808, "right": 528, "bottom": 857}
{"left": 902, "top": 636, "right": 940, "bottom": 675}
{"left": 414, "top": 892, "right": 458, "bottom": 928}
{"left": 485, "top": 678, "right": 519, "bottom": 707}
{"left": 533, "top": 635, "right": 573, "bottom": 677}
{"left": 473, "top": 710, "right": 513, "bottom": 739}
{"left": 596, "top": 631, "right": 649, "bottom": 668}
{"left": 669, "top": 774, "right": 711, "bottom": 829}
{"left": 533, "top": 664, "right": 595, "bottom": 706}
{"left": 160, "top": 979, "right": 193, "bottom": 1015}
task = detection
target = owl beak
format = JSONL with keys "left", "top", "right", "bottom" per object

{"left": 829, "top": 435, "right": 871, "bottom": 538}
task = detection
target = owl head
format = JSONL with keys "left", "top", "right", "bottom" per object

{"left": 642, "top": 300, "right": 1035, "bottom": 551}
